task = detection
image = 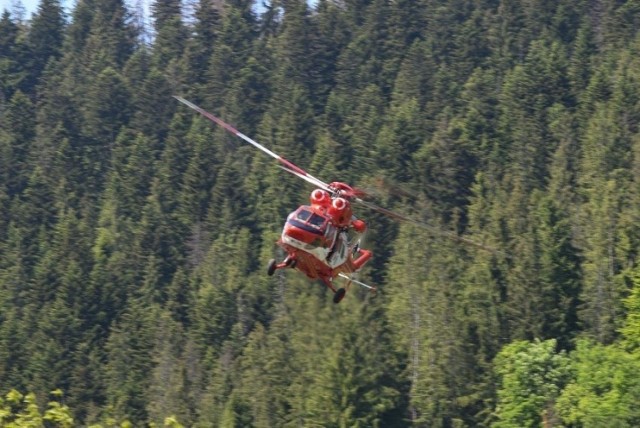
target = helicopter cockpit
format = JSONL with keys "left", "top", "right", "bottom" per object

{"left": 282, "top": 206, "right": 340, "bottom": 262}
{"left": 289, "top": 207, "right": 327, "bottom": 232}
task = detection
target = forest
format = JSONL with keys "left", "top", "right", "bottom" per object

{"left": 1, "top": 0, "right": 640, "bottom": 426}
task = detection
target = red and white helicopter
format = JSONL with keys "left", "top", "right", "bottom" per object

{"left": 175, "top": 96, "right": 475, "bottom": 303}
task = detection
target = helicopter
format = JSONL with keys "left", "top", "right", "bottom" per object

{"left": 174, "top": 96, "right": 482, "bottom": 303}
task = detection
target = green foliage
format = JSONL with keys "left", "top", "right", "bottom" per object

{"left": 1, "top": 90, "right": 35, "bottom": 195}
{"left": 3, "top": 0, "right": 640, "bottom": 426}
{"left": 27, "top": 0, "right": 65, "bottom": 84}
{"left": 556, "top": 340, "right": 640, "bottom": 427}
{"left": 493, "top": 339, "right": 571, "bottom": 428}
{"left": 0, "top": 10, "right": 26, "bottom": 98}
{"left": 151, "top": 0, "right": 187, "bottom": 68}
{"left": 0, "top": 389, "right": 74, "bottom": 427}
{"left": 620, "top": 266, "right": 640, "bottom": 348}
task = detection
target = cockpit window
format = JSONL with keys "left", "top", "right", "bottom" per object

{"left": 296, "top": 209, "right": 312, "bottom": 222}
{"left": 308, "top": 213, "right": 326, "bottom": 228}
{"left": 291, "top": 208, "right": 327, "bottom": 231}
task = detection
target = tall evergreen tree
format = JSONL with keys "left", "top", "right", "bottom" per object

{"left": 151, "top": 0, "right": 187, "bottom": 68}
{"left": 0, "top": 10, "right": 28, "bottom": 98}
{"left": 76, "top": 0, "right": 136, "bottom": 71}
{"left": 203, "top": 0, "right": 255, "bottom": 110}
{"left": 26, "top": 0, "right": 65, "bottom": 88}
{"left": 1, "top": 90, "right": 35, "bottom": 196}
{"left": 80, "top": 68, "right": 131, "bottom": 196}
{"left": 104, "top": 302, "right": 156, "bottom": 424}
{"left": 335, "top": 0, "right": 395, "bottom": 95}
{"left": 184, "top": 0, "right": 221, "bottom": 90}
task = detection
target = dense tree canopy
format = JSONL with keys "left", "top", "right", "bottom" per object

{"left": 2, "top": 0, "right": 640, "bottom": 426}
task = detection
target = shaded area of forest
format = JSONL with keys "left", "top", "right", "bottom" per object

{"left": 2, "top": 0, "right": 640, "bottom": 426}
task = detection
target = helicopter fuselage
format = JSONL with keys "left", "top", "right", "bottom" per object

{"left": 277, "top": 189, "right": 371, "bottom": 284}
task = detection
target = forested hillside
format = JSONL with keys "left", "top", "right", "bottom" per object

{"left": 2, "top": 0, "right": 640, "bottom": 426}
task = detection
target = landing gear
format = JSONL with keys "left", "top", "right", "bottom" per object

{"left": 286, "top": 257, "right": 296, "bottom": 268}
{"left": 267, "top": 257, "right": 296, "bottom": 276}
{"left": 333, "top": 288, "right": 346, "bottom": 304}
{"left": 267, "top": 259, "right": 277, "bottom": 276}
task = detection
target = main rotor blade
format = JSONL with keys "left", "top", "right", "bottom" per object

{"left": 354, "top": 197, "right": 419, "bottom": 224}
{"left": 354, "top": 197, "right": 499, "bottom": 253}
{"left": 174, "top": 96, "right": 331, "bottom": 191}
{"left": 278, "top": 165, "right": 334, "bottom": 193}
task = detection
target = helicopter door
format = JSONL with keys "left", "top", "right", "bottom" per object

{"left": 325, "top": 224, "right": 348, "bottom": 268}
{"left": 324, "top": 224, "right": 337, "bottom": 248}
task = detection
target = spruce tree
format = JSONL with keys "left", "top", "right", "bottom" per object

{"left": 1, "top": 90, "right": 35, "bottom": 196}
{"left": 151, "top": 0, "right": 187, "bottom": 68}
{"left": 0, "top": 10, "right": 28, "bottom": 98}
{"left": 26, "top": 0, "right": 65, "bottom": 88}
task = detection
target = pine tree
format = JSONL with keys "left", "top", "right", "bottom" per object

{"left": 497, "top": 39, "right": 571, "bottom": 190}
{"left": 104, "top": 302, "right": 156, "bottom": 424}
{"left": 188, "top": 231, "right": 248, "bottom": 355}
{"left": 568, "top": 22, "right": 596, "bottom": 102}
{"left": 531, "top": 192, "right": 581, "bottom": 347}
{"left": 391, "top": 40, "right": 437, "bottom": 113}
{"left": 0, "top": 10, "right": 28, "bottom": 98}
{"left": 80, "top": 68, "right": 131, "bottom": 196}
{"left": 104, "top": 130, "right": 155, "bottom": 221}
{"left": 23, "top": 296, "right": 81, "bottom": 402}
{"left": 237, "top": 321, "right": 292, "bottom": 427}
{"left": 75, "top": 0, "right": 136, "bottom": 71}
{"left": 65, "top": 0, "right": 96, "bottom": 55}
{"left": 271, "top": 0, "right": 328, "bottom": 113}
{"left": 412, "top": 110, "right": 477, "bottom": 227}
{"left": 127, "top": 67, "right": 175, "bottom": 141}
{"left": 183, "top": 0, "right": 221, "bottom": 93}
{"left": 222, "top": 55, "right": 271, "bottom": 137}
{"left": 620, "top": 266, "right": 640, "bottom": 349}
{"left": 0, "top": 306, "right": 29, "bottom": 391}
{"left": 332, "top": 84, "right": 387, "bottom": 180}
{"left": 374, "top": 98, "right": 424, "bottom": 183}
{"left": 178, "top": 117, "right": 220, "bottom": 226}
{"left": 11, "top": 166, "right": 58, "bottom": 275}
{"left": 26, "top": 0, "right": 65, "bottom": 89}
{"left": 311, "top": 0, "right": 351, "bottom": 108}
{"left": 203, "top": 0, "right": 256, "bottom": 110}
{"left": 1, "top": 90, "right": 35, "bottom": 196}
{"left": 146, "top": 310, "right": 191, "bottom": 425}
{"left": 151, "top": 0, "right": 187, "bottom": 69}
{"left": 335, "top": 0, "right": 395, "bottom": 96}
{"left": 577, "top": 177, "right": 629, "bottom": 343}
{"left": 504, "top": 192, "right": 582, "bottom": 349}
{"left": 577, "top": 69, "right": 639, "bottom": 341}
{"left": 386, "top": 223, "right": 483, "bottom": 425}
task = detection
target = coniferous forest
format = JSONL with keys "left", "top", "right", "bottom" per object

{"left": 2, "top": 0, "right": 640, "bottom": 426}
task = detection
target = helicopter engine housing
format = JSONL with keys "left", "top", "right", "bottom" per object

{"left": 328, "top": 197, "right": 352, "bottom": 227}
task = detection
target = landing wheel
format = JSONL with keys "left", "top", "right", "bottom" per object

{"left": 267, "top": 259, "right": 277, "bottom": 276}
{"left": 333, "top": 288, "right": 346, "bottom": 304}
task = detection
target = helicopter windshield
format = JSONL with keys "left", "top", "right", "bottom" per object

{"left": 287, "top": 207, "right": 328, "bottom": 236}
{"left": 295, "top": 209, "right": 312, "bottom": 222}
{"left": 307, "top": 212, "right": 326, "bottom": 228}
